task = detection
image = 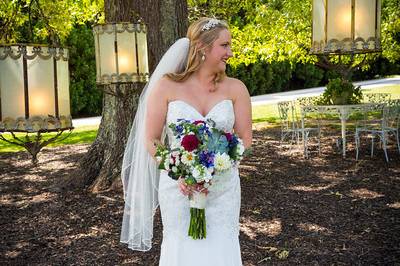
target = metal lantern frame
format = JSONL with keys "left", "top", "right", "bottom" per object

{"left": 93, "top": 22, "right": 149, "bottom": 86}
{"left": 310, "top": 0, "right": 382, "bottom": 55}
{"left": 0, "top": 44, "right": 73, "bottom": 164}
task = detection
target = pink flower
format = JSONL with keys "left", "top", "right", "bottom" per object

{"left": 181, "top": 135, "right": 200, "bottom": 152}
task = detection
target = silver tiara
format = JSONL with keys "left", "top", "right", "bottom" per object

{"left": 201, "top": 19, "right": 220, "bottom": 31}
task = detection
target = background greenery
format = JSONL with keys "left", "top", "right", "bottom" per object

{"left": 1, "top": 0, "right": 399, "bottom": 117}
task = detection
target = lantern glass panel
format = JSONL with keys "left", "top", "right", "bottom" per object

{"left": 57, "top": 58, "right": 70, "bottom": 116}
{"left": 28, "top": 49, "right": 55, "bottom": 116}
{"left": 327, "top": 0, "right": 352, "bottom": 41}
{"left": 98, "top": 27, "right": 117, "bottom": 77}
{"left": 117, "top": 27, "right": 137, "bottom": 74}
{"left": 312, "top": 0, "right": 326, "bottom": 44}
{"left": 355, "top": 0, "right": 376, "bottom": 40}
{"left": 137, "top": 31, "right": 149, "bottom": 75}
{"left": 0, "top": 48, "right": 25, "bottom": 118}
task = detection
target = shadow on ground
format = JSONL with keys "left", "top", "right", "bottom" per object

{"left": 0, "top": 128, "right": 399, "bottom": 265}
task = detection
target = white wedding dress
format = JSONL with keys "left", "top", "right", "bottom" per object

{"left": 158, "top": 99, "right": 242, "bottom": 266}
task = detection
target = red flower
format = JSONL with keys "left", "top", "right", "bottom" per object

{"left": 181, "top": 135, "right": 200, "bottom": 151}
{"left": 193, "top": 120, "right": 205, "bottom": 125}
{"left": 224, "top": 132, "right": 233, "bottom": 142}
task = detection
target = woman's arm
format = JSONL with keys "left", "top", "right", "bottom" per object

{"left": 232, "top": 79, "right": 253, "bottom": 149}
{"left": 145, "top": 78, "right": 170, "bottom": 157}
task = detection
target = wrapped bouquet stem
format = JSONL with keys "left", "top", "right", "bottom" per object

{"left": 188, "top": 191, "right": 207, "bottom": 239}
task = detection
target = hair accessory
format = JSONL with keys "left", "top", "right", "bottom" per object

{"left": 201, "top": 19, "right": 220, "bottom": 31}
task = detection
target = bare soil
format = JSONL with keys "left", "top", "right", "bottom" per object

{"left": 1, "top": 127, "right": 399, "bottom": 265}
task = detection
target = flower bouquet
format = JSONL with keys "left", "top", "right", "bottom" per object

{"left": 155, "top": 118, "right": 245, "bottom": 240}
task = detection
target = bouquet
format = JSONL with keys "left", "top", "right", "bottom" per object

{"left": 155, "top": 118, "right": 245, "bottom": 240}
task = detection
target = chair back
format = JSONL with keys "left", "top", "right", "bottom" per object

{"left": 277, "top": 101, "right": 300, "bottom": 131}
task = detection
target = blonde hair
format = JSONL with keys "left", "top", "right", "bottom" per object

{"left": 165, "top": 17, "right": 229, "bottom": 84}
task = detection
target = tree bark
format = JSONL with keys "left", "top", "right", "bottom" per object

{"left": 71, "top": 0, "right": 188, "bottom": 192}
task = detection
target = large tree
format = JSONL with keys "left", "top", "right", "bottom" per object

{"left": 74, "top": 0, "right": 189, "bottom": 192}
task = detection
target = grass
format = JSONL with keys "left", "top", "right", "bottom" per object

{"left": 1, "top": 84, "right": 399, "bottom": 153}
{"left": 0, "top": 125, "right": 98, "bottom": 153}
{"left": 251, "top": 84, "right": 400, "bottom": 125}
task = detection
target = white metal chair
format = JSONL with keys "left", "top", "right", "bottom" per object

{"left": 277, "top": 100, "right": 321, "bottom": 158}
{"left": 277, "top": 101, "right": 300, "bottom": 144}
{"left": 355, "top": 103, "right": 400, "bottom": 162}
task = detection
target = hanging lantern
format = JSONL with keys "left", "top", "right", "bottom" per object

{"left": 311, "top": 0, "right": 381, "bottom": 54}
{"left": 93, "top": 22, "right": 149, "bottom": 84}
{"left": 0, "top": 44, "right": 72, "bottom": 132}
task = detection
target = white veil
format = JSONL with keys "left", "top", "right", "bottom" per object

{"left": 120, "top": 37, "right": 190, "bottom": 251}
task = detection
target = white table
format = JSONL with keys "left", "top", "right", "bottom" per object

{"left": 301, "top": 103, "right": 382, "bottom": 157}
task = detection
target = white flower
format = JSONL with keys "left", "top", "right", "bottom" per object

{"left": 204, "top": 170, "right": 212, "bottom": 183}
{"left": 172, "top": 166, "right": 178, "bottom": 173}
{"left": 181, "top": 151, "right": 195, "bottom": 166}
{"left": 192, "top": 167, "right": 201, "bottom": 179}
{"left": 214, "top": 153, "right": 232, "bottom": 172}
{"left": 236, "top": 140, "right": 245, "bottom": 156}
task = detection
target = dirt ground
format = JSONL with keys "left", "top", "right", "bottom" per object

{"left": 1, "top": 127, "right": 399, "bottom": 265}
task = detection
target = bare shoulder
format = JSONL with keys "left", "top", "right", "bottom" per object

{"left": 150, "top": 76, "right": 180, "bottom": 101}
{"left": 222, "top": 77, "right": 250, "bottom": 101}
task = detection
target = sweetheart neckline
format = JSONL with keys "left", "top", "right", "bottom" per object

{"left": 168, "top": 99, "right": 233, "bottom": 118}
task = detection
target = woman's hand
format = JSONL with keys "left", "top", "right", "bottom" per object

{"left": 178, "top": 177, "right": 193, "bottom": 196}
{"left": 178, "top": 178, "right": 209, "bottom": 196}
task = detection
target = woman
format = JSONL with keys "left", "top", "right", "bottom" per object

{"left": 120, "top": 17, "right": 252, "bottom": 266}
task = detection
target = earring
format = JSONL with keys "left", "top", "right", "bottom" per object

{"left": 201, "top": 53, "right": 206, "bottom": 61}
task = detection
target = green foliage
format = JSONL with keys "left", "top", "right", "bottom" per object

{"left": 294, "top": 63, "right": 324, "bottom": 89}
{"left": 187, "top": 0, "right": 400, "bottom": 79}
{"left": 0, "top": 0, "right": 104, "bottom": 45}
{"left": 318, "top": 78, "right": 363, "bottom": 105}
{"left": 381, "top": 0, "right": 400, "bottom": 63}
{"left": 66, "top": 24, "right": 102, "bottom": 117}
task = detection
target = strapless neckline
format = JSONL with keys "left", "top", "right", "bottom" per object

{"left": 168, "top": 99, "right": 232, "bottom": 118}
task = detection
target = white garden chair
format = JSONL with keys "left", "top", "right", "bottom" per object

{"left": 277, "top": 100, "right": 321, "bottom": 158}
{"left": 355, "top": 102, "right": 400, "bottom": 162}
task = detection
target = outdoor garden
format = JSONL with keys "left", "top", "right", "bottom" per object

{"left": 1, "top": 0, "right": 400, "bottom": 265}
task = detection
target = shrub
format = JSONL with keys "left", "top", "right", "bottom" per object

{"left": 318, "top": 78, "right": 363, "bottom": 105}
{"left": 66, "top": 24, "right": 102, "bottom": 117}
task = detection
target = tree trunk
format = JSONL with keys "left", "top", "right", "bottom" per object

{"left": 73, "top": 0, "right": 188, "bottom": 192}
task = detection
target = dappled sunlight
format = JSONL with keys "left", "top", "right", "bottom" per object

{"left": 318, "top": 172, "right": 346, "bottom": 182}
{"left": 349, "top": 188, "right": 384, "bottom": 199}
{"left": 297, "top": 222, "right": 333, "bottom": 235}
{"left": 4, "top": 250, "right": 22, "bottom": 259}
{"left": 239, "top": 164, "right": 258, "bottom": 171}
{"left": 240, "top": 218, "right": 282, "bottom": 240}
{"left": 387, "top": 202, "right": 400, "bottom": 209}
{"left": 288, "top": 183, "right": 336, "bottom": 192}
{"left": 30, "top": 192, "right": 57, "bottom": 204}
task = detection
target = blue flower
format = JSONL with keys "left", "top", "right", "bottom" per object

{"left": 175, "top": 125, "right": 184, "bottom": 134}
{"left": 199, "top": 151, "right": 215, "bottom": 168}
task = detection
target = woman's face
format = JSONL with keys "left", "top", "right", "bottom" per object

{"left": 206, "top": 29, "right": 233, "bottom": 72}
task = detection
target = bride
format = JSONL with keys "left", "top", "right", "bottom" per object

{"left": 120, "top": 17, "right": 252, "bottom": 266}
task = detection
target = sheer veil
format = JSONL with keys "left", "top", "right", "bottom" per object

{"left": 120, "top": 38, "right": 190, "bottom": 251}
